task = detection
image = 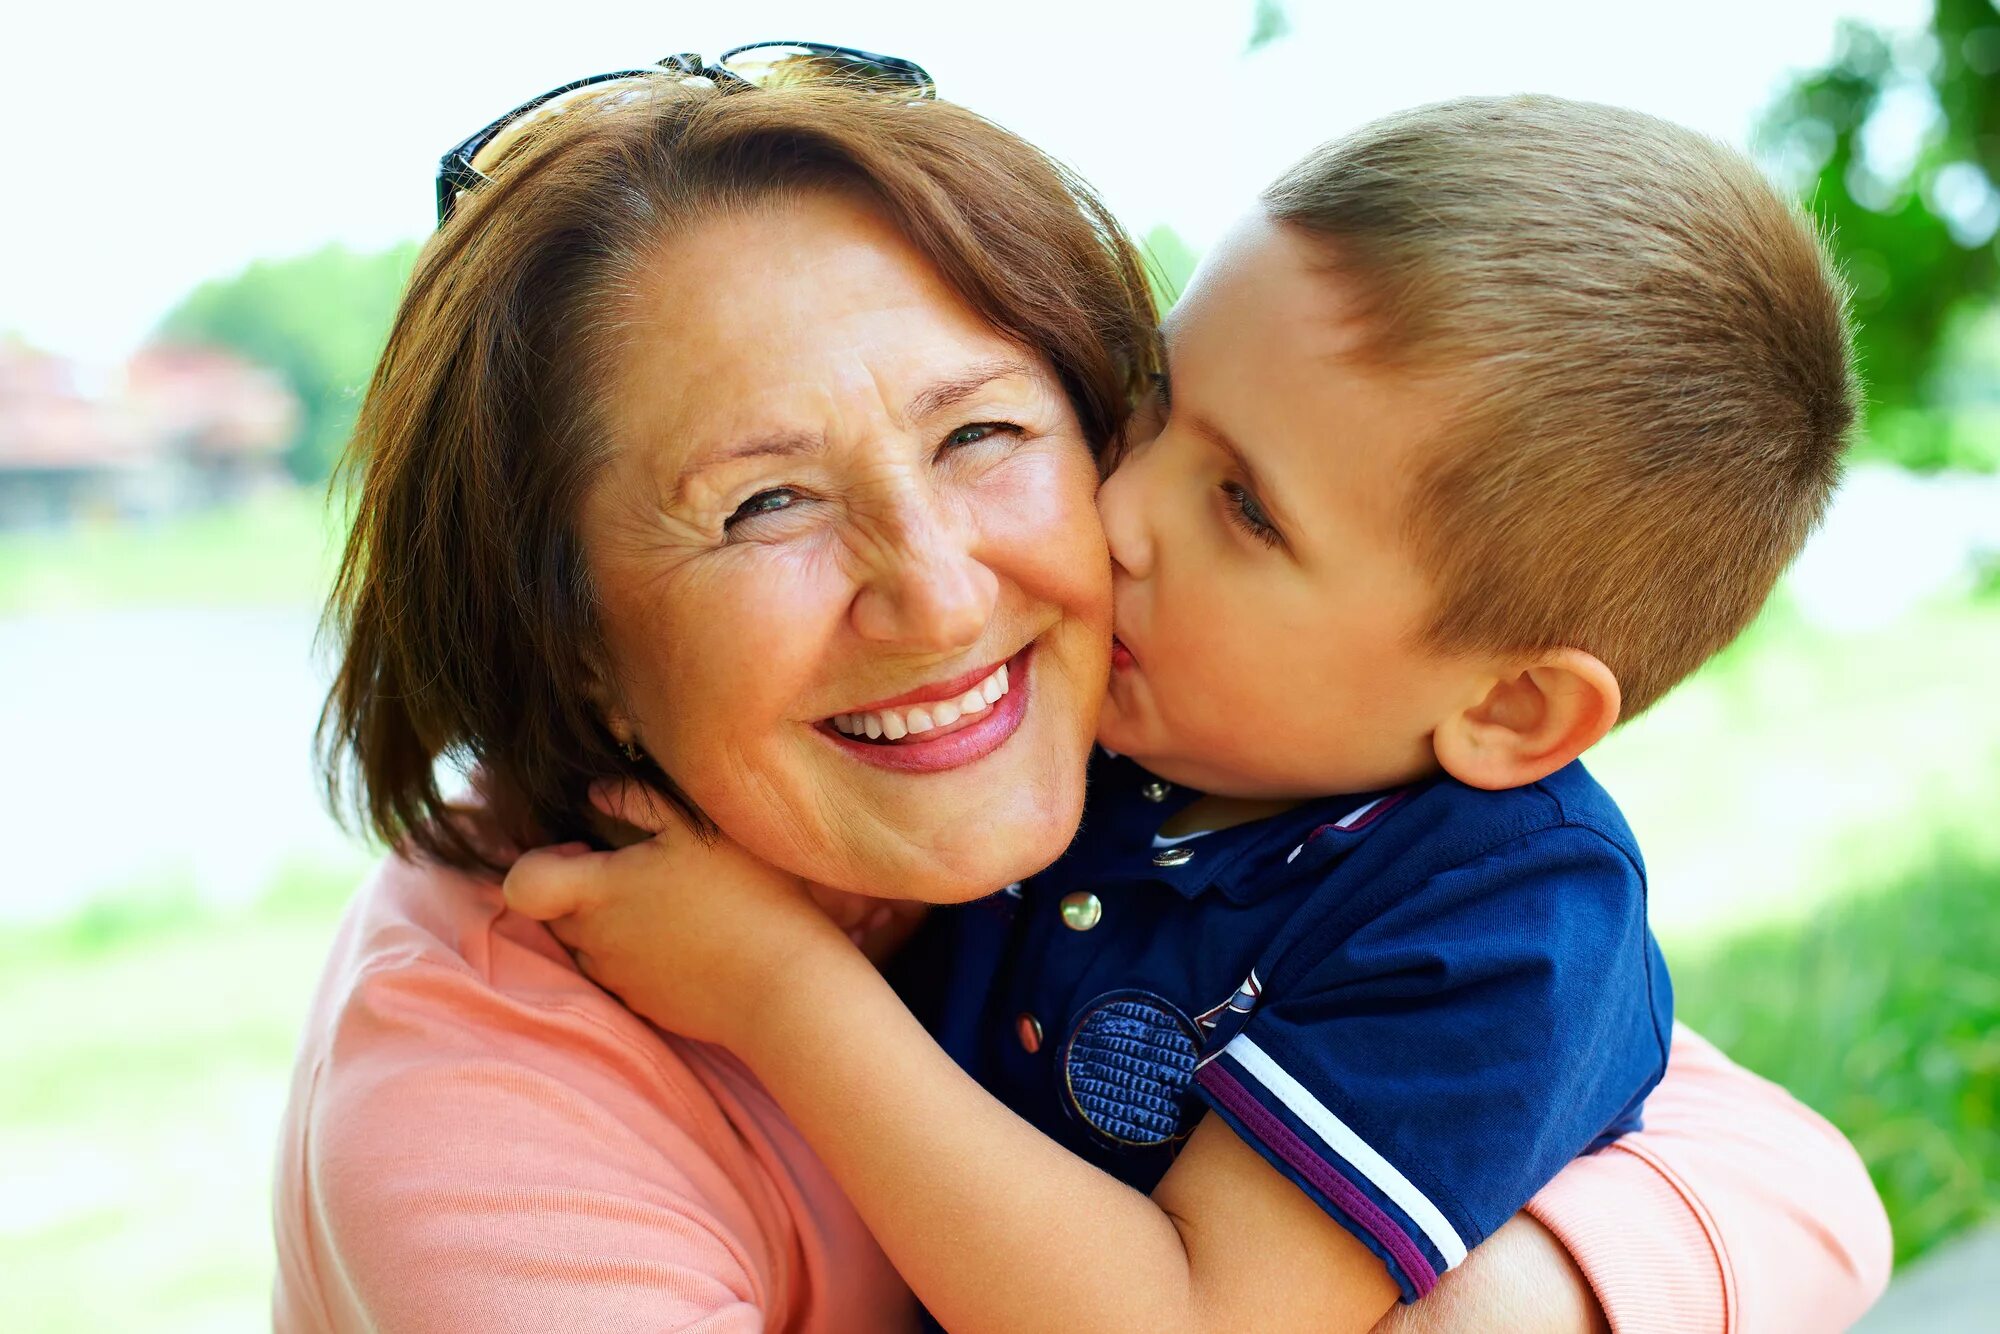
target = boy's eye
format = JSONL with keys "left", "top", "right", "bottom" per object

{"left": 1220, "top": 480, "right": 1284, "bottom": 549}
{"left": 725, "top": 487, "right": 802, "bottom": 530}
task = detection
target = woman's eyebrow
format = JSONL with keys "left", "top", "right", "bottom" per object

{"left": 672, "top": 430, "right": 822, "bottom": 502}
{"left": 904, "top": 357, "right": 1034, "bottom": 421}
{"left": 669, "top": 357, "right": 1030, "bottom": 501}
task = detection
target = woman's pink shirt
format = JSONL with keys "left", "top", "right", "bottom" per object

{"left": 274, "top": 854, "right": 1890, "bottom": 1333}
{"left": 272, "top": 853, "right": 915, "bottom": 1333}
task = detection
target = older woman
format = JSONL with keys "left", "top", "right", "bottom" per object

{"left": 276, "top": 54, "right": 1889, "bottom": 1332}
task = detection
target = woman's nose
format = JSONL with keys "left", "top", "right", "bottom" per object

{"left": 849, "top": 504, "right": 999, "bottom": 649}
{"left": 1096, "top": 453, "right": 1153, "bottom": 581}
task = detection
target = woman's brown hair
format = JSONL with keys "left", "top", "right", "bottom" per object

{"left": 319, "top": 79, "right": 1160, "bottom": 869}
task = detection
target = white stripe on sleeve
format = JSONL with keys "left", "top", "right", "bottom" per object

{"left": 1224, "top": 1035, "right": 1470, "bottom": 1268}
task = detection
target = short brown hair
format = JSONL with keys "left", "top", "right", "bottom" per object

{"left": 320, "top": 79, "right": 1158, "bottom": 869}
{"left": 1265, "top": 96, "right": 1858, "bottom": 716}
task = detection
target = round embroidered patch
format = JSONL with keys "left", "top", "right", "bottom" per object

{"left": 1061, "top": 990, "right": 1202, "bottom": 1148}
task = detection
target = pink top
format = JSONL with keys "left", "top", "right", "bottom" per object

{"left": 274, "top": 855, "right": 1890, "bottom": 1332}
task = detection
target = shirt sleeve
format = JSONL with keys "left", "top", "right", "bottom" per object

{"left": 277, "top": 957, "right": 778, "bottom": 1334}
{"left": 1193, "top": 823, "right": 1672, "bottom": 1304}
{"left": 1525, "top": 1021, "right": 1893, "bottom": 1334}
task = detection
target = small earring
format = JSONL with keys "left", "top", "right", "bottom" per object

{"left": 618, "top": 739, "right": 644, "bottom": 762}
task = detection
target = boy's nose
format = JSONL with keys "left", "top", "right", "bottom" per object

{"left": 1096, "top": 457, "right": 1153, "bottom": 581}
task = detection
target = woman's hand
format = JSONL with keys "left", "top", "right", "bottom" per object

{"left": 504, "top": 796, "right": 858, "bottom": 1049}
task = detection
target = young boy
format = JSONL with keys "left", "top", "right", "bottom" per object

{"left": 506, "top": 96, "right": 1855, "bottom": 1331}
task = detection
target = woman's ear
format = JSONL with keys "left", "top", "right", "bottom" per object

{"left": 1432, "top": 649, "right": 1621, "bottom": 791}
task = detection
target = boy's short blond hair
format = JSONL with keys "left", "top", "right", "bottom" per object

{"left": 1265, "top": 96, "right": 1858, "bottom": 717}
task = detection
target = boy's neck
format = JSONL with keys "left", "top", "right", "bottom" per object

{"left": 1157, "top": 793, "right": 1306, "bottom": 839}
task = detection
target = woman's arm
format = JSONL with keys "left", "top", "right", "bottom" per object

{"left": 1522, "top": 1022, "right": 1891, "bottom": 1333}
{"left": 1368, "top": 1024, "right": 1892, "bottom": 1334}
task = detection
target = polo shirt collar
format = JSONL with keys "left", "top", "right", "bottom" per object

{"left": 1048, "top": 751, "right": 1419, "bottom": 904}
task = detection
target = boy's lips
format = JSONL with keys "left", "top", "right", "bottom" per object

{"left": 1110, "top": 635, "right": 1137, "bottom": 671}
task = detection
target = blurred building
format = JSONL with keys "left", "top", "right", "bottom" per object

{"left": 0, "top": 340, "right": 298, "bottom": 528}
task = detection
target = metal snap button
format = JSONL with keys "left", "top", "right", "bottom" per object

{"left": 1016, "top": 1013, "right": 1043, "bottom": 1053}
{"left": 1152, "top": 845, "right": 1195, "bottom": 867}
{"left": 1140, "top": 780, "right": 1172, "bottom": 802}
{"left": 1059, "top": 890, "right": 1103, "bottom": 931}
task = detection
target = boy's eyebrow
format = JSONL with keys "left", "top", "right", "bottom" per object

{"left": 1187, "top": 411, "right": 1299, "bottom": 536}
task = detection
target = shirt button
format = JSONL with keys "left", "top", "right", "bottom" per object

{"left": 1140, "top": 780, "right": 1172, "bottom": 802}
{"left": 1059, "top": 890, "right": 1104, "bottom": 931}
{"left": 1152, "top": 845, "right": 1195, "bottom": 867}
{"left": 1016, "top": 1013, "right": 1044, "bottom": 1053}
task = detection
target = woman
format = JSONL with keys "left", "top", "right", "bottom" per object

{"left": 277, "top": 61, "right": 1889, "bottom": 1332}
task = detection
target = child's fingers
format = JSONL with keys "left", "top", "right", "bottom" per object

{"left": 503, "top": 841, "right": 603, "bottom": 920}
{"left": 587, "top": 779, "right": 687, "bottom": 836}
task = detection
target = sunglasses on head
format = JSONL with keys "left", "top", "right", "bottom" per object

{"left": 435, "top": 42, "right": 937, "bottom": 226}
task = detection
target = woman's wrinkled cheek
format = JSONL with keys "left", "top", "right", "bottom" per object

{"left": 979, "top": 441, "right": 1113, "bottom": 630}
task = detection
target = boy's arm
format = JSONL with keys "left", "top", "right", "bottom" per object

{"left": 737, "top": 934, "right": 1402, "bottom": 1334}
{"left": 506, "top": 833, "right": 1400, "bottom": 1334}
{"left": 504, "top": 813, "right": 1659, "bottom": 1334}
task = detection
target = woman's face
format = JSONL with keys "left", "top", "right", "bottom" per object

{"left": 581, "top": 190, "right": 1112, "bottom": 902}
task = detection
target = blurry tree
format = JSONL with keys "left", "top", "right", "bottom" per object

{"left": 157, "top": 243, "right": 419, "bottom": 481}
{"left": 1760, "top": 0, "right": 2000, "bottom": 471}
{"left": 1246, "top": 0, "right": 1293, "bottom": 54}
{"left": 1142, "top": 223, "right": 1202, "bottom": 315}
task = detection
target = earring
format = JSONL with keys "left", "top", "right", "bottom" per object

{"left": 618, "top": 739, "right": 644, "bottom": 762}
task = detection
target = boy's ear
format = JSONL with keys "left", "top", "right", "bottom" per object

{"left": 1432, "top": 649, "right": 1621, "bottom": 791}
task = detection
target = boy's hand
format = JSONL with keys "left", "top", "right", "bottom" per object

{"left": 503, "top": 794, "right": 854, "bottom": 1050}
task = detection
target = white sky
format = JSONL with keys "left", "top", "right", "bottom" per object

{"left": 5, "top": 0, "right": 1930, "bottom": 365}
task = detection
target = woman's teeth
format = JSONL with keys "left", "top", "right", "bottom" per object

{"left": 832, "top": 662, "right": 1009, "bottom": 742}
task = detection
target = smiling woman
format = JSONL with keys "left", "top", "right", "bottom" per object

{"left": 285, "top": 71, "right": 1158, "bottom": 1332}
{"left": 581, "top": 193, "right": 1112, "bottom": 902}
{"left": 317, "top": 77, "right": 1153, "bottom": 888}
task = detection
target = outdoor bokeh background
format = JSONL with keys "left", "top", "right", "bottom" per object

{"left": 4, "top": 1, "right": 1997, "bottom": 1328}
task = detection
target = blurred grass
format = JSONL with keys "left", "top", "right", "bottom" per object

{"left": 0, "top": 488, "right": 343, "bottom": 613}
{"left": 1671, "top": 840, "right": 2000, "bottom": 1267}
{"left": 1590, "top": 591, "right": 2000, "bottom": 943}
{"left": 0, "top": 865, "right": 355, "bottom": 1334}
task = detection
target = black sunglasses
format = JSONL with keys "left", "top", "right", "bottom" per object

{"left": 434, "top": 42, "right": 936, "bottom": 226}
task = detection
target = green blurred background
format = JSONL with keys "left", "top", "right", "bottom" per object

{"left": 3, "top": 1, "right": 1996, "bottom": 1328}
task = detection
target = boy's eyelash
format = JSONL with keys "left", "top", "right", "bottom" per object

{"left": 1220, "top": 480, "right": 1284, "bottom": 549}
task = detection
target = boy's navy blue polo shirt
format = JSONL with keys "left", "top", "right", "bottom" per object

{"left": 904, "top": 750, "right": 1673, "bottom": 1303}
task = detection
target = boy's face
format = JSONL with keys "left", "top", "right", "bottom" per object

{"left": 1097, "top": 210, "right": 1479, "bottom": 799}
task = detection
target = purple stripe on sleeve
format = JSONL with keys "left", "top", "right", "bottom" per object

{"left": 1198, "top": 1063, "right": 1440, "bottom": 1298}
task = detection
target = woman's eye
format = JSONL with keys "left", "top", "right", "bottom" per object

{"left": 1220, "top": 480, "right": 1283, "bottom": 549}
{"left": 941, "top": 422, "right": 1021, "bottom": 452}
{"left": 724, "top": 488, "right": 800, "bottom": 531}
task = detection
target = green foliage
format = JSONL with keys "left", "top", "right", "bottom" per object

{"left": 1245, "top": 0, "right": 1292, "bottom": 54}
{"left": 1759, "top": 3, "right": 2000, "bottom": 471}
{"left": 1141, "top": 223, "right": 1202, "bottom": 316}
{"left": 157, "top": 242, "right": 420, "bottom": 481}
{"left": 1672, "top": 841, "right": 2000, "bottom": 1266}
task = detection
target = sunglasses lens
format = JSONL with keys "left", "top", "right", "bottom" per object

{"left": 719, "top": 44, "right": 933, "bottom": 97}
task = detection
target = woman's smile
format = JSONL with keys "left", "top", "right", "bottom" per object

{"left": 819, "top": 643, "right": 1034, "bottom": 772}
